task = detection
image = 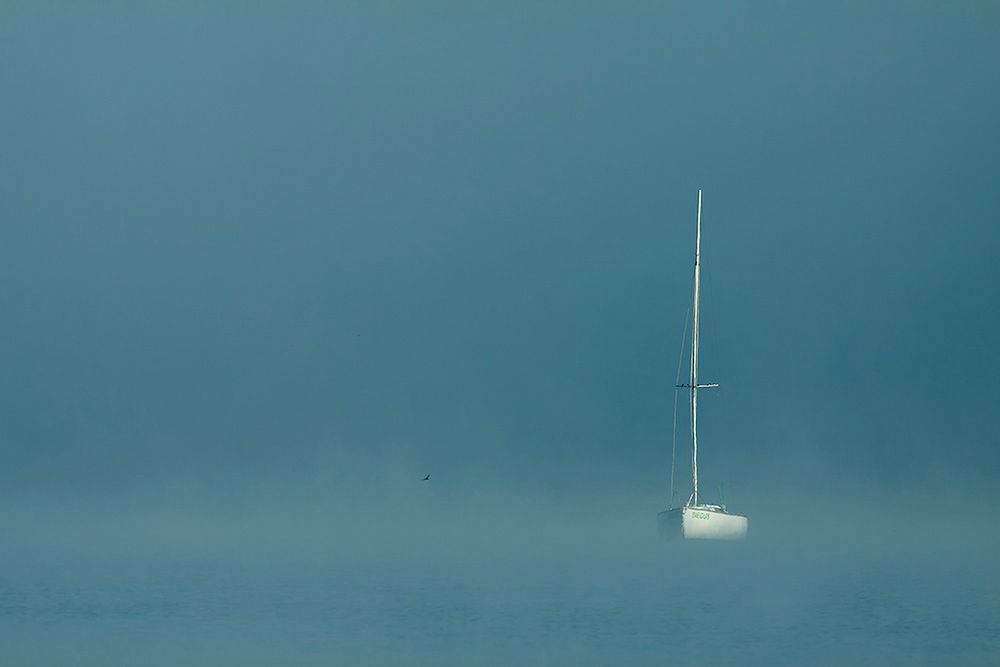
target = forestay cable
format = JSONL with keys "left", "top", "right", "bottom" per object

{"left": 669, "top": 307, "right": 690, "bottom": 508}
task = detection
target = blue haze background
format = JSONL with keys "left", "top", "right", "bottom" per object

{"left": 1, "top": 3, "right": 999, "bottom": 665}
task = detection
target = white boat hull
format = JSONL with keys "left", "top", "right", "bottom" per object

{"left": 658, "top": 506, "right": 748, "bottom": 541}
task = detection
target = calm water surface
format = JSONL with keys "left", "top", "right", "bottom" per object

{"left": 2, "top": 543, "right": 997, "bottom": 665}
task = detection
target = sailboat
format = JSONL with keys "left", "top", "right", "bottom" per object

{"left": 658, "top": 190, "right": 748, "bottom": 541}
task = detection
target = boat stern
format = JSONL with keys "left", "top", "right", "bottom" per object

{"left": 657, "top": 507, "right": 684, "bottom": 540}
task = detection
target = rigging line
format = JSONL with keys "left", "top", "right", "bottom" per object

{"left": 669, "top": 306, "right": 691, "bottom": 508}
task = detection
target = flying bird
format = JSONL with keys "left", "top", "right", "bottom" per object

{"left": 423, "top": 475, "right": 430, "bottom": 481}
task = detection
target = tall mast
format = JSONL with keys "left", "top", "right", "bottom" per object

{"left": 690, "top": 190, "right": 702, "bottom": 506}
{"left": 675, "top": 190, "right": 717, "bottom": 507}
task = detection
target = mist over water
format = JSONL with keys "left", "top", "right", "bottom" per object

{"left": 4, "top": 505, "right": 1000, "bottom": 666}
{"left": 5, "top": 489, "right": 1000, "bottom": 665}
{"left": 3, "top": 2, "right": 1000, "bottom": 664}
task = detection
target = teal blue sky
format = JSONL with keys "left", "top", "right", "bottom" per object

{"left": 1, "top": 3, "right": 998, "bottom": 533}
